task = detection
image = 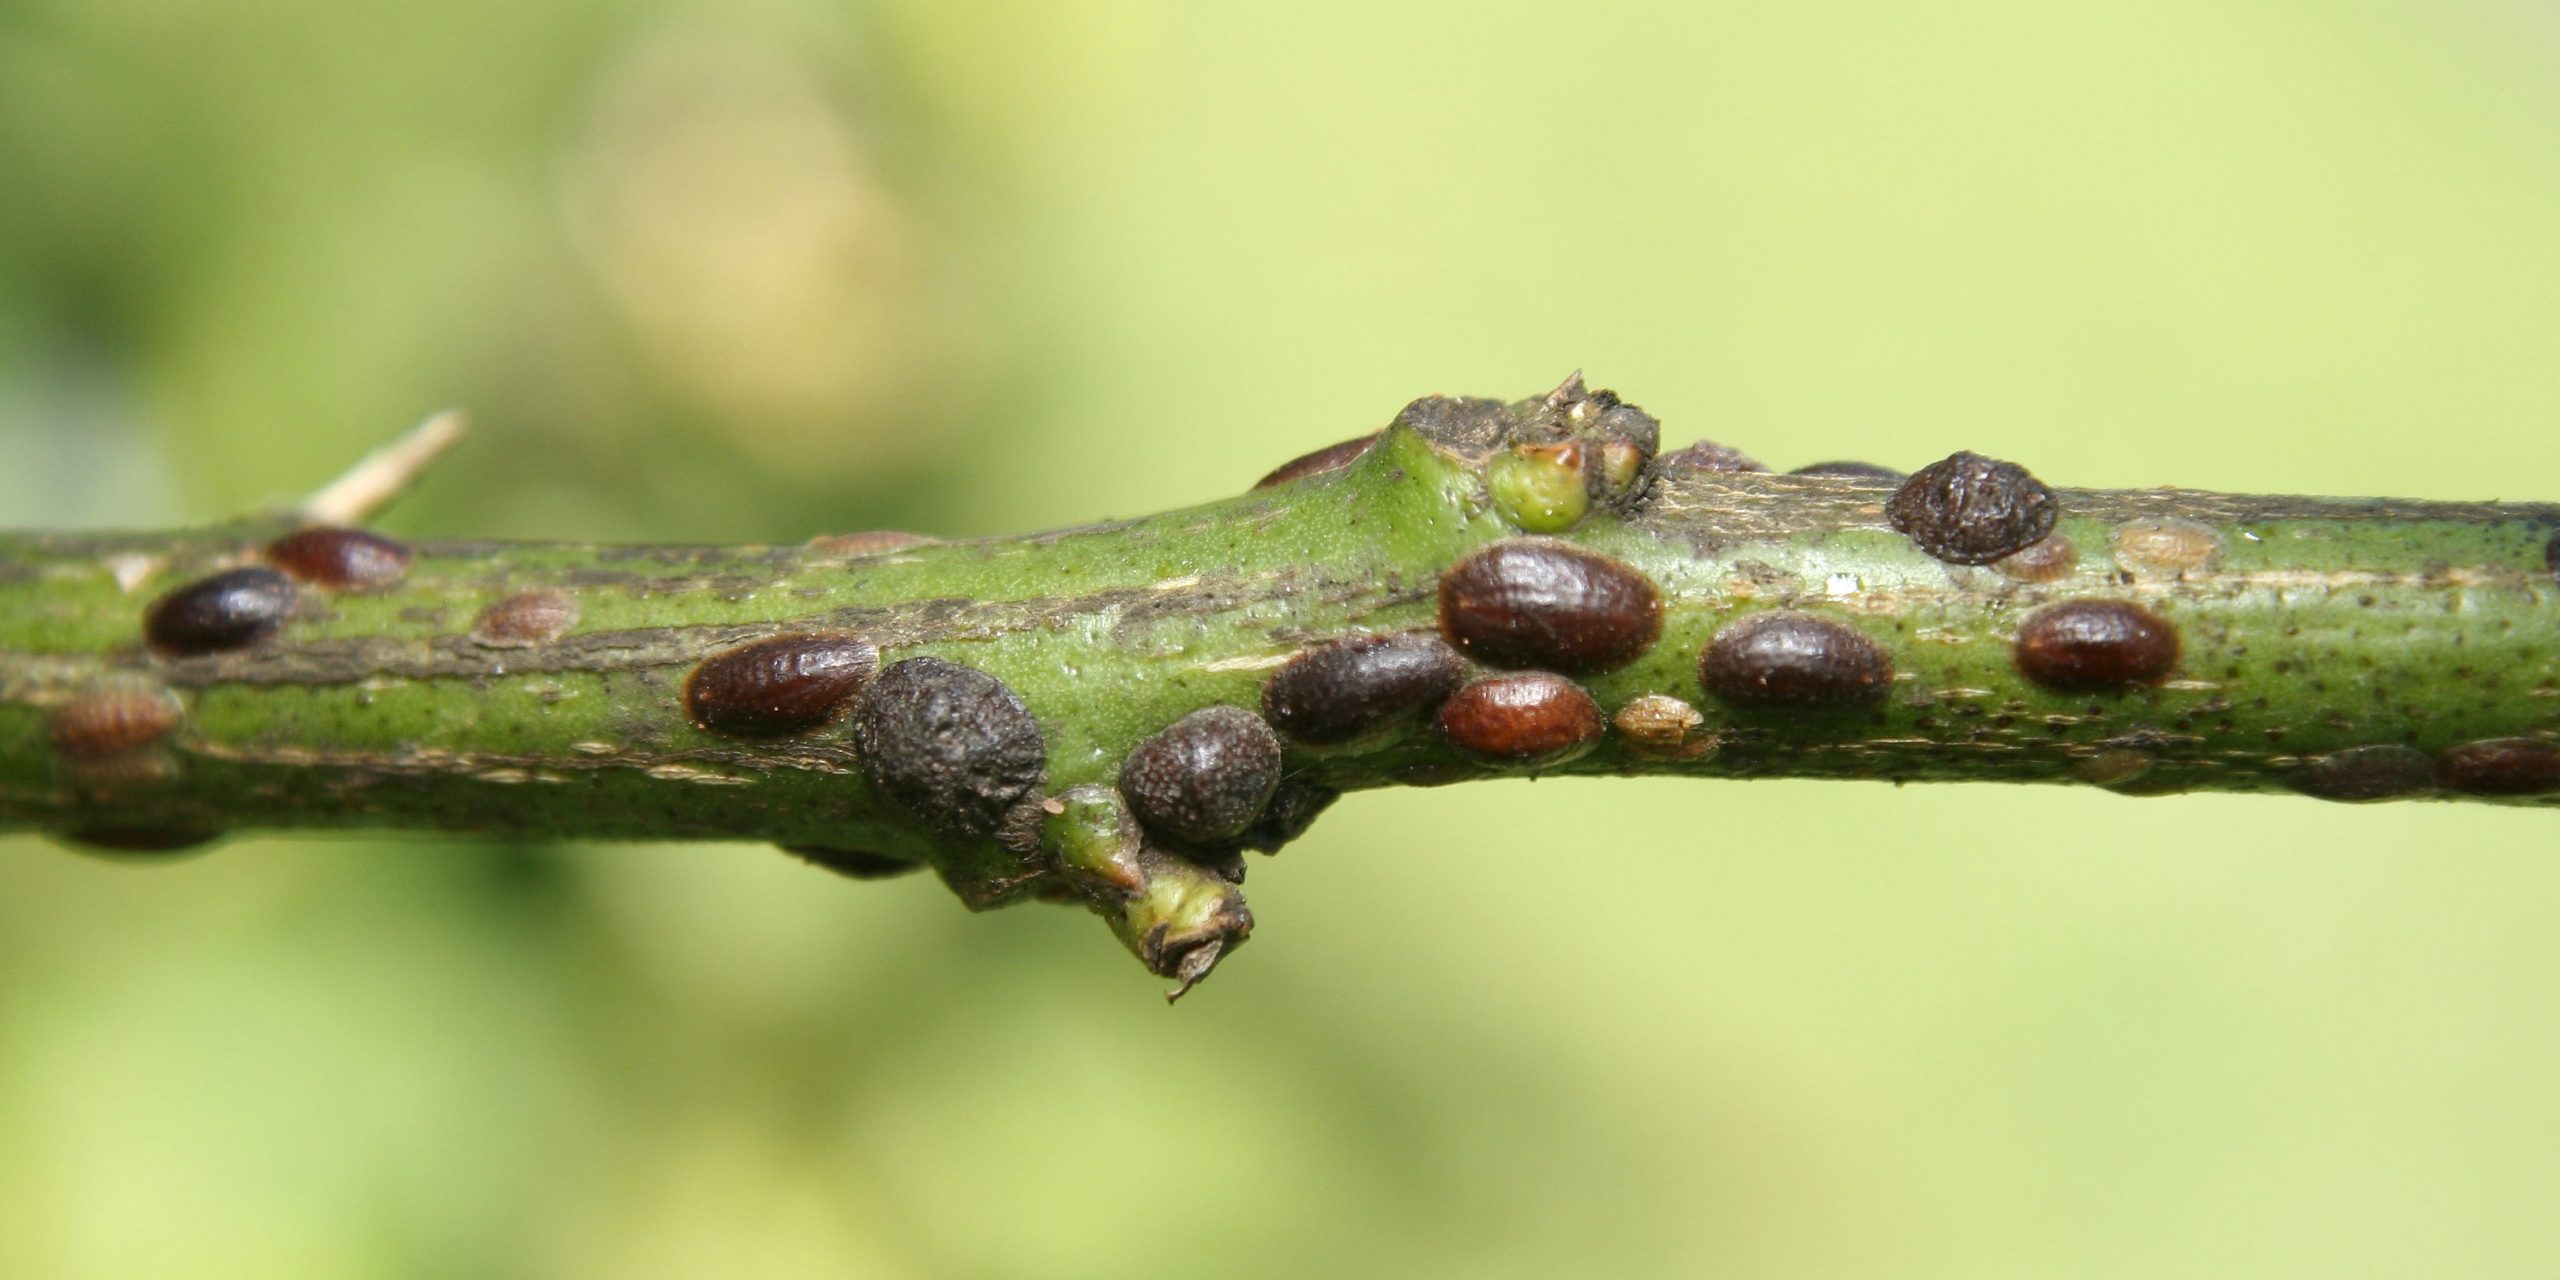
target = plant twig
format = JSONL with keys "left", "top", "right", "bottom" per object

{"left": 6, "top": 382, "right": 2556, "bottom": 996}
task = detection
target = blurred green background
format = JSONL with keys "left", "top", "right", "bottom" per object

{"left": 5, "top": 1, "right": 2560, "bottom": 1275}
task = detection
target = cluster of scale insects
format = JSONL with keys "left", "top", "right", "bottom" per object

{"left": 41, "top": 385, "right": 2560, "bottom": 926}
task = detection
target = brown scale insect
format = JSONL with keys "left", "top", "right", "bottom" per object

{"left": 684, "top": 634, "right": 880, "bottom": 738}
{"left": 1436, "top": 672, "right": 1605, "bottom": 766}
{"left": 2291, "top": 745, "right": 2436, "bottom": 802}
{"left": 1261, "top": 632, "right": 1463, "bottom": 746}
{"left": 48, "top": 688, "right": 183, "bottom": 759}
{"left": 2434, "top": 738, "right": 2560, "bottom": 796}
{"left": 2070, "top": 748, "right": 2157, "bottom": 788}
{"left": 807, "top": 530, "right": 939, "bottom": 557}
{"left": 1438, "top": 540, "right": 1662, "bottom": 675}
{"left": 1242, "top": 778, "right": 1340, "bottom": 853}
{"left": 143, "top": 567, "right": 297, "bottom": 656}
{"left": 853, "top": 656, "right": 1048, "bottom": 839}
{"left": 1697, "top": 611, "right": 1894, "bottom": 708}
{"left": 1119, "top": 706, "right": 1284, "bottom": 846}
{"left": 2111, "top": 518, "right": 2227, "bottom": 577}
{"left": 1790, "top": 460, "right": 1904, "bottom": 481}
{"left": 470, "top": 590, "right": 578, "bottom": 647}
{"left": 780, "top": 845, "right": 923, "bottom": 879}
{"left": 1256, "top": 433, "right": 1378, "bottom": 488}
{"left": 1992, "top": 534, "right": 2078, "bottom": 584}
{"left": 1613, "top": 693, "right": 1715, "bottom": 759}
{"left": 57, "top": 827, "right": 222, "bottom": 857}
{"left": 264, "top": 525, "right": 412, "bottom": 590}
{"left": 1885, "top": 451, "right": 2058, "bottom": 565}
{"left": 2013, "top": 600, "right": 2180, "bottom": 691}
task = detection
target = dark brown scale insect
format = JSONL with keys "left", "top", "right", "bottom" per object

{"left": 1435, "top": 672, "right": 1605, "bottom": 766}
{"left": 56, "top": 827, "right": 223, "bottom": 857}
{"left": 2545, "top": 527, "right": 2560, "bottom": 586}
{"left": 143, "top": 567, "right": 296, "bottom": 656}
{"left": 1437, "top": 540, "right": 1662, "bottom": 675}
{"left": 1653, "top": 440, "right": 1766, "bottom": 473}
{"left": 264, "top": 525, "right": 412, "bottom": 590}
{"left": 1255, "top": 433, "right": 1378, "bottom": 488}
{"left": 684, "top": 634, "right": 880, "bottom": 738}
{"left": 2012, "top": 600, "right": 2180, "bottom": 691}
{"left": 2434, "top": 738, "right": 2560, "bottom": 795}
{"left": 2290, "top": 745, "right": 2435, "bottom": 802}
{"left": 1885, "top": 451, "right": 2058, "bottom": 565}
{"left": 48, "top": 689, "right": 183, "bottom": 759}
{"left": 853, "top": 656, "right": 1048, "bottom": 839}
{"left": 1242, "top": 778, "right": 1341, "bottom": 853}
{"left": 779, "top": 845, "right": 923, "bottom": 879}
{"left": 470, "top": 590, "right": 578, "bottom": 647}
{"left": 1697, "top": 611, "right": 1893, "bottom": 708}
{"left": 1120, "top": 706, "right": 1284, "bottom": 846}
{"left": 1261, "top": 632, "right": 1462, "bottom": 745}
{"left": 1791, "top": 460, "right": 1904, "bottom": 481}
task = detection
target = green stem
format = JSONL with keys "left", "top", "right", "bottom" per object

{"left": 7, "top": 382, "right": 2556, "bottom": 994}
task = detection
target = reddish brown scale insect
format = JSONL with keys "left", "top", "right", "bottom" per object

{"left": 2434, "top": 738, "right": 2560, "bottom": 796}
{"left": 2013, "top": 600, "right": 2180, "bottom": 691}
{"left": 264, "top": 526, "right": 412, "bottom": 590}
{"left": 143, "top": 567, "right": 297, "bottom": 656}
{"left": 1435, "top": 672, "right": 1605, "bottom": 766}
{"left": 853, "top": 657, "right": 1049, "bottom": 839}
{"left": 48, "top": 689, "right": 183, "bottom": 759}
{"left": 1120, "top": 706, "right": 1284, "bottom": 846}
{"left": 1255, "top": 433, "right": 1378, "bottom": 488}
{"left": 1790, "top": 460, "right": 1904, "bottom": 481}
{"left": 1438, "top": 540, "right": 1662, "bottom": 675}
{"left": 1261, "top": 632, "right": 1462, "bottom": 746}
{"left": 684, "top": 634, "right": 880, "bottom": 738}
{"left": 1886, "top": 451, "right": 2058, "bottom": 565}
{"left": 470, "top": 590, "right": 578, "bottom": 647}
{"left": 2290, "top": 745, "right": 2435, "bottom": 802}
{"left": 780, "top": 845, "right": 923, "bottom": 879}
{"left": 1697, "top": 611, "right": 1893, "bottom": 708}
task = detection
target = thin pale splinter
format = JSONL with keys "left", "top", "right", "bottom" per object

{"left": 300, "top": 409, "right": 469, "bottom": 526}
